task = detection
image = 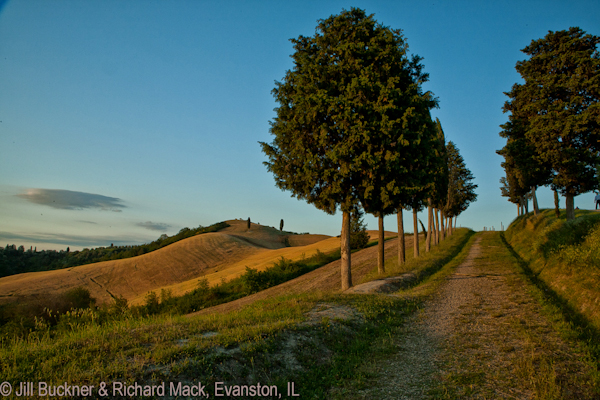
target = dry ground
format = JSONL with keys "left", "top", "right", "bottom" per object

{"left": 346, "top": 232, "right": 598, "bottom": 399}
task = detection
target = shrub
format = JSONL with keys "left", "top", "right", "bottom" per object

{"left": 63, "top": 287, "right": 96, "bottom": 310}
{"left": 558, "top": 223, "right": 600, "bottom": 268}
{"left": 144, "top": 291, "right": 160, "bottom": 315}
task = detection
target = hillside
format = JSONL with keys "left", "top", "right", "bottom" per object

{"left": 0, "top": 220, "right": 333, "bottom": 305}
{"left": 503, "top": 209, "right": 600, "bottom": 332}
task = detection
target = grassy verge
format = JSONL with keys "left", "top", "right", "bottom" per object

{"left": 503, "top": 210, "right": 600, "bottom": 363}
{"left": 0, "top": 230, "right": 474, "bottom": 399}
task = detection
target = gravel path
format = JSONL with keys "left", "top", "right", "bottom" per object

{"left": 351, "top": 235, "right": 483, "bottom": 399}
{"left": 352, "top": 232, "right": 595, "bottom": 399}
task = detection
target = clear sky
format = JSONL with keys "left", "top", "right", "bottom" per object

{"left": 1, "top": 0, "right": 599, "bottom": 251}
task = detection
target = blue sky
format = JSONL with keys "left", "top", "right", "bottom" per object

{"left": 1, "top": 0, "right": 599, "bottom": 250}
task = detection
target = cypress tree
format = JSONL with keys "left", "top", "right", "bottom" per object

{"left": 261, "top": 8, "right": 435, "bottom": 288}
{"left": 506, "top": 28, "right": 600, "bottom": 220}
{"left": 445, "top": 142, "right": 478, "bottom": 224}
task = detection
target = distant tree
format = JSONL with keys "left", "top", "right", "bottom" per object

{"left": 350, "top": 208, "right": 369, "bottom": 250}
{"left": 444, "top": 142, "right": 477, "bottom": 230}
{"left": 506, "top": 27, "right": 600, "bottom": 220}
{"left": 498, "top": 96, "right": 552, "bottom": 216}
{"left": 418, "top": 219, "right": 427, "bottom": 236}
{"left": 280, "top": 219, "right": 284, "bottom": 232}
{"left": 427, "top": 118, "right": 449, "bottom": 250}
{"left": 261, "top": 8, "right": 435, "bottom": 289}
{"left": 498, "top": 147, "right": 533, "bottom": 216}
{"left": 247, "top": 217, "right": 251, "bottom": 230}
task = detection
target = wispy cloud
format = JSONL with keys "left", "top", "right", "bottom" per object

{"left": 16, "top": 188, "right": 126, "bottom": 211}
{"left": 136, "top": 221, "right": 171, "bottom": 232}
{"left": 0, "top": 231, "right": 141, "bottom": 248}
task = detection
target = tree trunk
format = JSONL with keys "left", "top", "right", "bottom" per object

{"left": 554, "top": 189, "right": 560, "bottom": 218}
{"left": 517, "top": 203, "right": 520, "bottom": 216}
{"left": 519, "top": 197, "right": 525, "bottom": 215}
{"left": 425, "top": 199, "right": 432, "bottom": 252}
{"left": 378, "top": 214, "right": 385, "bottom": 274}
{"left": 397, "top": 208, "right": 405, "bottom": 266}
{"left": 413, "top": 208, "right": 419, "bottom": 258}
{"left": 340, "top": 210, "right": 352, "bottom": 290}
{"left": 434, "top": 208, "right": 440, "bottom": 245}
{"left": 532, "top": 186, "right": 539, "bottom": 216}
{"left": 440, "top": 214, "right": 446, "bottom": 241}
{"left": 565, "top": 193, "right": 575, "bottom": 221}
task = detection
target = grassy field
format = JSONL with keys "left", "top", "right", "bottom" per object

{"left": 0, "top": 228, "right": 473, "bottom": 399}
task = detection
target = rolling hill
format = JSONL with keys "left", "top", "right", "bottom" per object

{"left": 0, "top": 220, "right": 336, "bottom": 305}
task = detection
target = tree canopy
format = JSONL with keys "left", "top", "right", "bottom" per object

{"left": 261, "top": 8, "right": 436, "bottom": 216}
{"left": 502, "top": 27, "right": 600, "bottom": 219}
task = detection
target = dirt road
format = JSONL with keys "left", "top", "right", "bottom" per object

{"left": 351, "top": 231, "right": 597, "bottom": 399}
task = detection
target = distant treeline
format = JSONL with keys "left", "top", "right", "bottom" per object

{"left": 0, "top": 221, "right": 230, "bottom": 278}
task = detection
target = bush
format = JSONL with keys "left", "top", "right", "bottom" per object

{"left": 63, "top": 287, "right": 96, "bottom": 310}
{"left": 144, "top": 291, "right": 160, "bottom": 315}
{"left": 532, "top": 214, "right": 600, "bottom": 258}
{"left": 558, "top": 223, "right": 600, "bottom": 268}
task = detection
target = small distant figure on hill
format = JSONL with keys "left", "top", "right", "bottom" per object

{"left": 595, "top": 192, "right": 600, "bottom": 210}
{"left": 280, "top": 219, "right": 284, "bottom": 232}
{"left": 247, "top": 217, "right": 251, "bottom": 230}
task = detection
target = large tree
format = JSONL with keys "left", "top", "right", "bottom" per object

{"left": 260, "top": 8, "right": 433, "bottom": 289}
{"left": 506, "top": 27, "right": 600, "bottom": 220}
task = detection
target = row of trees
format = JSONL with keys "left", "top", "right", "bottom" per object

{"left": 498, "top": 27, "right": 600, "bottom": 220}
{"left": 261, "top": 8, "right": 476, "bottom": 290}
